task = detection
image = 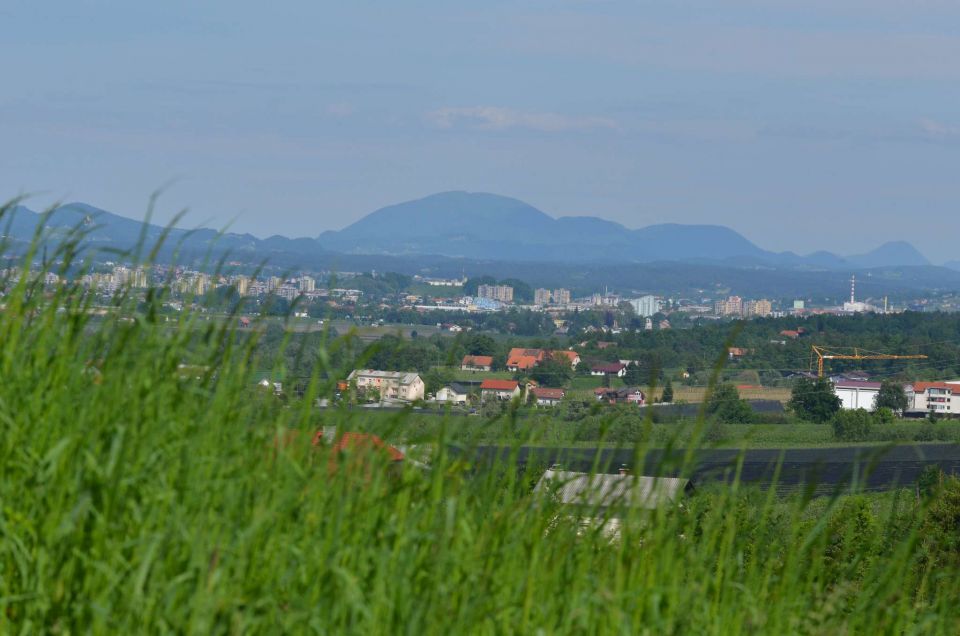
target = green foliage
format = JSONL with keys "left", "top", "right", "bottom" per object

{"left": 789, "top": 377, "right": 842, "bottom": 423}
{"left": 661, "top": 378, "right": 674, "bottom": 403}
{"left": 705, "top": 382, "right": 755, "bottom": 424}
{"left": 831, "top": 408, "right": 875, "bottom": 441}
{"left": 528, "top": 353, "right": 573, "bottom": 387}
{"left": 5, "top": 202, "right": 960, "bottom": 632}
{"left": 875, "top": 379, "right": 909, "bottom": 413}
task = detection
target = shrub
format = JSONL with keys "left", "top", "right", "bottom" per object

{"left": 831, "top": 409, "right": 875, "bottom": 441}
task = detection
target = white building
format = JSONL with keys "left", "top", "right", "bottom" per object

{"left": 630, "top": 295, "right": 661, "bottom": 317}
{"left": 436, "top": 383, "right": 470, "bottom": 405}
{"left": 908, "top": 382, "right": 960, "bottom": 416}
{"left": 347, "top": 370, "right": 425, "bottom": 402}
{"left": 833, "top": 380, "right": 881, "bottom": 411}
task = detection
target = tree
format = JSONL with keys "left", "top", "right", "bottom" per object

{"left": 788, "top": 377, "right": 841, "bottom": 423}
{"left": 661, "top": 379, "right": 674, "bottom": 403}
{"left": 831, "top": 408, "right": 874, "bottom": 441}
{"left": 874, "top": 380, "right": 908, "bottom": 414}
{"left": 622, "top": 363, "right": 642, "bottom": 386}
{"left": 528, "top": 354, "right": 573, "bottom": 387}
{"left": 705, "top": 383, "right": 755, "bottom": 424}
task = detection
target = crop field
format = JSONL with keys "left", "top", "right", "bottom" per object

{"left": 3, "top": 219, "right": 960, "bottom": 632}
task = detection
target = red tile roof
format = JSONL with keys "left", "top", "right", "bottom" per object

{"left": 532, "top": 387, "right": 565, "bottom": 400}
{"left": 462, "top": 355, "right": 493, "bottom": 366}
{"left": 591, "top": 362, "right": 625, "bottom": 373}
{"left": 480, "top": 379, "right": 520, "bottom": 391}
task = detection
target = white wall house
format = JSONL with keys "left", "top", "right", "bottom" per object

{"left": 347, "top": 370, "right": 425, "bottom": 402}
{"left": 436, "top": 383, "right": 470, "bottom": 405}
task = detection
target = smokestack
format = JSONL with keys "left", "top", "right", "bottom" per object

{"left": 850, "top": 275, "right": 856, "bottom": 304}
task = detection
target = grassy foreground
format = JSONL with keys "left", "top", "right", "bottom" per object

{"left": 2, "top": 207, "right": 960, "bottom": 633}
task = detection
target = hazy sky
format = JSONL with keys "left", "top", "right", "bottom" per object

{"left": 3, "top": 1, "right": 960, "bottom": 261}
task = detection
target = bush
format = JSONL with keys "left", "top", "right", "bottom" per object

{"left": 831, "top": 409, "right": 875, "bottom": 441}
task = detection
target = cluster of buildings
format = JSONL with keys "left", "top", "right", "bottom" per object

{"left": 534, "top": 288, "right": 572, "bottom": 306}
{"left": 713, "top": 296, "right": 774, "bottom": 318}
{"left": 833, "top": 378, "right": 960, "bottom": 417}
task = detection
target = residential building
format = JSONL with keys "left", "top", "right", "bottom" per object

{"left": 534, "top": 288, "right": 552, "bottom": 306}
{"left": 436, "top": 383, "right": 471, "bottom": 405}
{"left": 480, "top": 379, "right": 521, "bottom": 402}
{"left": 630, "top": 295, "right": 661, "bottom": 317}
{"left": 347, "top": 370, "right": 425, "bottom": 402}
{"left": 553, "top": 288, "right": 571, "bottom": 305}
{"left": 744, "top": 299, "right": 773, "bottom": 317}
{"left": 714, "top": 296, "right": 743, "bottom": 317}
{"left": 506, "top": 348, "right": 580, "bottom": 371}
{"left": 299, "top": 275, "right": 315, "bottom": 292}
{"left": 477, "top": 284, "right": 514, "bottom": 303}
{"left": 531, "top": 387, "right": 565, "bottom": 407}
{"left": 909, "top": 382, "right": 960, "bottom": 416}
{"left": 590, "top": 362, "right": 627, "bottom": 377}
{"left": 461, "top": 355, "right": 493, "bottom": 372}
{"left": 594, "top": 387, "right": 645, "bottom": 405}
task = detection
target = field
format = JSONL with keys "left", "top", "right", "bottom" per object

{"left": 4, "top": 221, "right": 960, "bottom": 632}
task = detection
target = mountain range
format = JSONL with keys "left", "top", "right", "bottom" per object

{"left": 318, "top": 191, "right": 931, "bottom": 269}
{"left": 0, "top": 191, "right": 937, "bottom": 270}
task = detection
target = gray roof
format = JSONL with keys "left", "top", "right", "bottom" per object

{"left": 535, "top": 469, "right": 690, "bottom": 510}
{"left": 348, "top": 369, "right": 421, "bottom": 385}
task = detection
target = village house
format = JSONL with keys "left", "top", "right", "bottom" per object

{"left": 347, "top": 369, "right": 425, "bottom": 402}
{"left": 505, "top": 348, "right": 581, "bottom": 372}
{"left": 531, "top": 387, "right": 566, "bottom": 407}
{"left": 590, "top": 362, "right": 627, "bottom": 377}
{"left": 436, "top": 383, "right": 471, "bottom": 406}
{"left": 594, "top": 387, "right": 645, "bottom": 405}
{"left": 480, "top": 379, "right": 521, "bottom": 402}
{"left": 461, "top": 355, "right": 493, "bottom": 372}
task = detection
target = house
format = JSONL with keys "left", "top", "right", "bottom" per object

{"left": 908, "top": 382, "right": 960, "bottom": 416}
{"left": 480, "top": 379, "right": 521, "bottom": 402}
{"left": 531, "top": 387, "right": 566, "bottom": 407}
{"left": 461, "top": 355, "right": 493, "bottom": 372}
{"left": 594, "top": 387, "right": 645, "bottom": 405}
{"left": 347, "top": 370, "right": 425, "bottom": 402}
{"left": 727, "top": 347, "right": 750, "bottom": 359}
{"left": 436, "top": 383, "right": 471, "bottom": 405}
{"left": 596, "top": 341, "right": 617, "bottom": 350}
{"left": 833, "top": 380, "right": 882, "bottom": 411}
{"left": 551, "top": 350, "right": 581, "bottom": 369}
{"left": 506, "top": 348, "right": 545, "bottom": 371}
{"left": 505, "top": 348, "right": 580, "bottom": 371}
{"left": 590, "top": 362, "right": 627, "bottom": 377}
{"left": 780, "top": 329, "right": 802, "bottom": 339}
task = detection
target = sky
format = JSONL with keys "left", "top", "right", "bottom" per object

{"left": 3, "top": 1, "right": 960, "bottom": 262}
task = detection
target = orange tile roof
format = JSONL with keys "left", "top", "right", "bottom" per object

{"left": 532, "top": 387, "right": 565, "bottom": 399}
{"left": 912, "top": 382, "right": 956, "bottom": 393}
{"left": 462, "top": 355, "right": 493, "bottom": 366}
{"left": 480, "top": 379, "right": 520, "bottom": 391}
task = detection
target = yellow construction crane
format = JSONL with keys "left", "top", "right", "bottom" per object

{"left": 810, "top": 345, "right": 927, "bottom": 377}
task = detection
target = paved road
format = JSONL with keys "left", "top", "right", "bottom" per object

{"left": 458, "top": 444, "right": 960, "bottom": 493}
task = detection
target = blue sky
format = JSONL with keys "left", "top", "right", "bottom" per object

{"left": 3, "top": 1, "right": 960, "bottom": 261}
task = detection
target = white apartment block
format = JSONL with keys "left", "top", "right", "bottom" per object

{"left": 347, "top": 370, "right": 425, "bottom": 402}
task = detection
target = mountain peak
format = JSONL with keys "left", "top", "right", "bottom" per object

{"left": 848, "top": 241, "right": 929, "bottom": 268}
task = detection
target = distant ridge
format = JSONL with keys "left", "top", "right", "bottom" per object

{"left": 316, "top": 191, "right": 930, "bottom": 268}
{"left": 4, "top": 192, "right": 934, "bottom": 270}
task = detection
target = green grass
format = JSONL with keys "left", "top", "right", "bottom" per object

{"left": 3, "top": 202, "right": 960, "bottom": 632}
